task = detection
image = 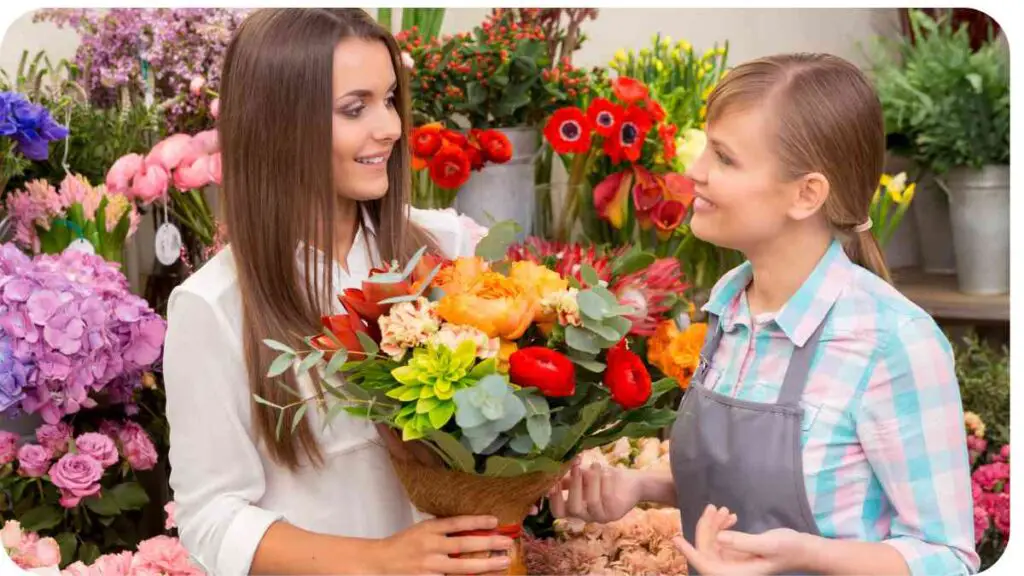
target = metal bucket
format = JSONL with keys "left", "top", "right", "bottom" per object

{"left": 454, "top": 127, "right": 539, "bottom": 238}
{"left": 938, "top": 165, "right": 1010, "bottom": 295}
{"left": 911, "top": 172, "right": 957, "bottom": 274}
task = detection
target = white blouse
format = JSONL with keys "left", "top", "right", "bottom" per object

{"left": 162, "top": 207, "right": 480, "bottom": 575}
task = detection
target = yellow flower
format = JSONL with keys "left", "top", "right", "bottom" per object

{"left": 509, "top": 261, "right": 568, "bottom": 302}
{"left": 671, "top": 48, "right": 681, "bottom": 62}
{"left": 648, "top": 320, "right": 708, "bottom": 390}
{"left": 640, "top": 48, "right": 651, "bottom": 59}
{"left": 677, "top": 39, "right": 692, "bottom": 52}
{"left": 699, "top": 103, "right": 708, "bottom": 119}
{"left": 701, "top": 84, "right": 715, "bottom": 101}
{"left": 702, "top": 48, "right": 715, "bottom": 61}
{"left": 614, "top": 49, "right": 627, "bottom": 62}
{"left": 676, "top": 128, "right": 708, "bottom": 173}
{"left": 496, "top": 339, "right": 518, "bottom": 373}
{"left": 703, "top": 61, "right": 714, "bottom": 72}
{"left": 715, "top": 46, "right": 727, "bottom": 56}
{"left": 661, "top": 36, "right": 673, "bottom": 49}
{"left": 654, "top": 60, "right": 664, "bottom": 72}
{"left": 872, "top": 186, "right": 881, "bottom": 205}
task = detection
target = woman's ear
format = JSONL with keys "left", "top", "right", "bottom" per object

{"left": 787, "top": 172, "right": 830, "bottom": 221}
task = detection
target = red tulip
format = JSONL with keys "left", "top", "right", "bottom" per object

{"left": 509, "top": 347, "right": 576, "bottom": 397}
{"left": 604, "top": 340, "right": 651, "bottom": 409}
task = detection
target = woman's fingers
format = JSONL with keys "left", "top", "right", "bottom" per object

{"left": 565, "top": 464, "right": 586, "bottom": 518}
{"left": 583, "top": 463, "right": 607, "bottom": 521}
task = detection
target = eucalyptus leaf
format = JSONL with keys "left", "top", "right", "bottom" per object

{"left": 297, "top": 350, "right": 325, "bottom": 376}
{"left": 428, "top": 430, "right": 476, "bottom": 472}
{"left": 356, "top": 331, "right": 379, "bottom": 356}
{"left": 291, "top": 403, "right": 309, "bottom": 433}
{"left": 325, "top": 349, "right": 349, "bottom": 375}
{"left": 527, "top": 415, "right": 552, "bottom": 450}
{"left": 263, "top": 339, "right": 295, "bottom": 354}
{"left": 267, "top": 352, "right": 296, "bottom": 378}
{"left": 402, "top": 245, "right": 429, "bottom": 278}
{"left": 580, "top": 265, "right": 600, "bottom": 287}
{"left": 510, "top": 434, "right": 534, "bottom": 454}
{"left": 572, "top": 357, "right": 606, "bottom": 373}
{"left": 474, "top": 220, "right": 522, "bottom": 261}
{"left": 577, "top": 290, "right": 610, "bottom": 320}
{"left": 378, "top": 294, "right": 421, "bottom": 305}
{"left": 483, "top": 455, "right": 527, "bottom": 477}
{"left": 565, "top": 325, "right": 600, "bottom": 355}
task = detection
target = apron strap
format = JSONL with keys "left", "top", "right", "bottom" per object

{"left": 776, "top": 317, "right": 829, "bottom": 406}
{"left": 693, "top": 313, "right": 723, "bottom": 388}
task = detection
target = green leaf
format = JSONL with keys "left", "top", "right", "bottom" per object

{"left": 275, "top": 411, "right": 285, "bottom": 440}
{"left": 297, "top": 350, "right": 325, "bottom": 376}
{"left": 582, "top": 317, "right": 621, "bottom": 342}
{"left": 19, "top": 504, "right": 63, "bottom": 531}
{"left": 79, "top": 541, "right": 101, "bottom": 565}
{"left": 474, "top": 220, "right": 522, "bottom": 261}
{"left": 605, "top": 316, "right": 632, "bottom": 339}
{"left": 565, "top": 325, "right": 600, "bottom": 354}
{"left": 253, "top": 394, "right": 282, "bottom": 410}
{"left": 467, "top": 81, "right": 487, "bottom": 105}
{"left": 428, "top": 402, "right": 456, "bottom": 429}
{"left": 572, "top": 357, "right": 606, "bottom": 373}
{"left": 56, "top": 532, "right": 77, "bottom": 565}
{"left": 510, "top": 434, "right": 534, "bottom": 454}
{"left": 325, "top": 349, "right": 349, "bottom": 376}
{"left": 521, "top": 456, "right": 563, "bottom": 474}
{"left": 545, "top": 398, "right": 610, "bottom": 460}
{"left": 580, "top": 265, "right": 600, "bottom": 287}
{"left": 469, "top": 357, "right": 498, "bottom": 379}
{"left": 267, "top": 352, "right": 295, "bottom": 378}
{"left": 11, "top": 478, "right": 29, "bottom": 502}
{"left": 577, "top": 290, "right": 609, "bottom": 320}
{"left": 402, "top": 245, "right": 429, "bottom": 278}
{"left": 428, "top": 430, "right": 476, "bottom": 473}
{"left": 519, "top": 392, "right": 551, "bottom": 416}
{"left": 291, "top": 403, "right": 309, "bottom": 433}
{"left": 378, "top": 293, "right": 421, "bottom": 305}
{"left": 483, "top": 455, "right": 527, "bottom": 477}
{"left": 84, "top": 493, "right": 121, "bottom": 516}
{"left": 110, "top": 482, "right": 150, "bottom": 510}
{"left": 648, "top": 378, "right": 678, "bottom": 404}
{"left": 527, "top": 415, "right": 552, "bottom": 450}
{"left": 417, "top": 396, "right": 441, "bottom": 414}
{"left": 591, "top": 285, "right": 619, "bottom": 307}
{"left": 612, "top": 250, "right": 656, "bottom": 277}
{"left": 356, "top": 331, "right": 379, "bottom": 356}
{"left": 263, "top": 339, "right": 295, "bottom": 354}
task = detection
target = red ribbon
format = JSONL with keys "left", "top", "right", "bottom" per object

{"left": 450, "top": 523, "right": 523, "bottom": 560}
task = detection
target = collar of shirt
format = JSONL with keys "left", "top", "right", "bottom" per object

{"left": 702, "top": 238, "right": 853, "bottom": 346}
{"left": 295, "top": 205, "right": 381, "bottom": 312}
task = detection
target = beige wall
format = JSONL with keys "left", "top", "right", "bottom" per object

{"left": 2, "top": 8, "right": 900, "bottom": 77}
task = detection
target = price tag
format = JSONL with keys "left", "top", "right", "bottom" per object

{"left": 155, "top": 222, "right": 183, "bottom": 266}
{"left": 66, "top": 238, "right": 95, "bottom": 255}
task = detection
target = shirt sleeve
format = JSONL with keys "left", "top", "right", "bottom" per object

{"left": 163, "top": 289, "right": 283, "bottom": 576}
{"left": 856, "top": 315, "right": 981, "bottom": 575}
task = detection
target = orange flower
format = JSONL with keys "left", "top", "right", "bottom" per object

{"left": 432, "top": 256, "right": 490, "bottom": 295}
{"left": 436, "top": 271, "right": 537, "bottom": 340}
{"left": 647, "top": 321, "right": 707, "bottom": 390}
{"left": 411, "top": 123, "right": 444, "bottom": 158}
{"left": 612, "top": 77, "right": 649, "bottom": 105}
{"left": 429, "top": 146, "right": 471, "bottom": 189}
{"left": 509, "top": 261, "right": 568, "bottom": 305}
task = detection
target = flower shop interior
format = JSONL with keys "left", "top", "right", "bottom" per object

{"left": 0, "top": 7, "right": 1011, "bottom": 575}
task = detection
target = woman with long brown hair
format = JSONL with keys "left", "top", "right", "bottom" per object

{"left": 548, "top": 53, "right": 979, "bottom": 575}
{"left": 163, "top": 9, "right": 512, "bottom": 575}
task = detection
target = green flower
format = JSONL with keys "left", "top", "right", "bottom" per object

{"left": 389, "top": 340, "right": 497, "bottom": 440}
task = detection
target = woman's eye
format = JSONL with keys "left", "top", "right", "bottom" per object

{"left": 385, "top": 94, "right": 396, "bottom": 108}
{"left": 339, "top": 105, "right": 364, "bottom": 118}
{"left": 716, "top": 150, "right": 733, "bottom": 166}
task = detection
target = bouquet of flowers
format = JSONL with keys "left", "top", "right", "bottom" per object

{"left": 1, "top": 91, "right": 69, "bottom": 193}
{"left": 965, "top": 411, "right": 1010, "bottom": 570}
{"left": 0, "top": 245, "right": 166, "bottom": 423}
{"left": 0, "top": 419, "right": 160, "bottom": 567}
{"left": 409, "top": 124, "right": 513, "bottom": 207}
{"left": 869, "top": 172, "right": 917, "bottom": 248}
{"left": 543, "top": 75, "right": 695, "bottom": 249}
{"left": 4, "top": 174, "right": 140, "bottom": 263}
{"left": 261, "top": 223, "right": 678, "bottom": 572}
{"left": 106, "top": 128, "right": 221, "bottom": 250}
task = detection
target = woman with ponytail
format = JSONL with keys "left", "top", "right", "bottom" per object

{"left": 548, "top": 53, "right": 979, "bottom": 575}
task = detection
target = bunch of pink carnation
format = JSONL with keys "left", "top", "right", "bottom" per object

{"left": 1, "top": 520, "right": 62, "bottom": 571}
{"left": 973, "top": 443, "right": 1010, "bottom": 544}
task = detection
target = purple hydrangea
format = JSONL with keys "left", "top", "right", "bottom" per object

{"left": 0, "top": 337, "right": 33, "bottom": 413}
{"left": 0, "top": 245, "right": 166, "bottom": 422}
{"left": 35, "top": 8, "right": 249, "bottom": 132}
{"left": 0, "top": 91, "right": 69, "bottom": 161}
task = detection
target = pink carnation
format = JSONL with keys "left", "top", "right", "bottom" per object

{"left": 61, "top": 561, "right": 93, "bottom": 576}
{"left": 973, "top": 462, "right": 1010, "bottom": 491}
{"left": 973, "top": 506, "right": 990, "bottom": 543}
{"left": 132, "top": 535, "right": 202, "bottom": 575}
{"left": 75, "top": 432, "right": 119, "bottom": 468}
{"left": 88, "top": 551, "right": 134, "bottom": 576}
{"left": 17, "top": 443, "right": 53, "bottom": 477}
{"left": 164, "top": 501, "right": 177, "bottom": 530}
{"left": 1, "top": 519, "right": 23, "bottom": 549}
{"left": 36, "top": 422, "right": 73, "bottom": 457}
{"left": 0, "top": 430, "right": 19, "bottom": 465}
{"left": 48, "top": 452, "right": 103, "bottom": 508}
{"left": 118, "top": 421, "right": 158, "bottom": 471}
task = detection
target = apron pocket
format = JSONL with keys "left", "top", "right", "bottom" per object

{"left": 798, "top": 400, "right": 821, "bottom": 432}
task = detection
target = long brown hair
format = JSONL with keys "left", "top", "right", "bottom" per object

{"left": 219, "top": 8, "right": 434, "bottom": 469}
{"left": 706, "top": 53, "right": 891, "bottom": 282}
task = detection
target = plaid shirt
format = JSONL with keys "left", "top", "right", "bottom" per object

{"left": 701, "top": 239, "right": 980, "bottom": 575}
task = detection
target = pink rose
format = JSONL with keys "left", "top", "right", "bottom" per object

{"left": 0, "top": 430, "right": 18, "bottom": 465}
{"left": 48, "top": 453, "right": 103, "bottom": 508}
{"left": 17, "top": 444, "right": 52, "bottom": 477}
{"left": 88, "top": 551, "right": 134, "bottom": 576}
{"left": 105, "top": 154, "right": 144, "bottom": 195}
{"left": 74, "top": 433, "right": 119, "bottom": 468}
{"left": 118, "top": 422, "right": 158, "bottom": 471}
{"left": 132, "top": 536, "right": 201, "bottom": 575}
{"left": 36, "top": 422, "right": 72, "bottom": 457}
{"left": 209, "top": 98, "right": 220, "bottom": 120}
{"left": 145, "top": 134, "right": 194, "bottom": 173}
{"left": 164, "top": 501, "right": 177, "bottom": 530}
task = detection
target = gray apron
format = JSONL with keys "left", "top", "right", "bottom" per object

{"left": 670, "top": 312, "right": 825, "bottom": 572}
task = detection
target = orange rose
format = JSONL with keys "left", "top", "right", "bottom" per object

{"left": 436, "top": 271, "right": 537, "bottom": 340}
{"left": 509, "top": 261, "right": 568, "bottom": 302}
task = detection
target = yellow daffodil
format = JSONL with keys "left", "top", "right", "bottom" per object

{"left": 702, "top": 48, "right": 715, "bottom": 61}
{"left": 661, "top": 36, "right": 673, "bottom": 49}
{"left": 671, "top": 48, "right": 682, "bottom": 62}
{"left": 702, "top": 84, "right": 715, "bottom": 101}
{"left": 678, "top": 39, "right": 692, "bottom": 52}
{"left": 614, "top": 49, "right": 627, "bottom": 63}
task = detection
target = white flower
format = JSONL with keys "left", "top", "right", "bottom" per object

{"left": 429, "top": 323, "right": 499, "bottom": 359}
{"left": 401, "top": 51, "right": 415, "bottom": 70}
{"left": 540, "top": 288, "right": 583, "bottom": 327}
